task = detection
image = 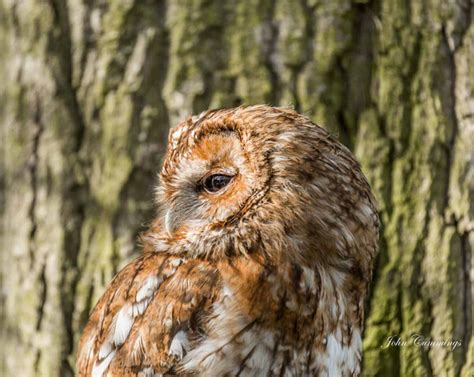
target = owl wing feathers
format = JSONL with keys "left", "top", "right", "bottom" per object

{"left": 77, "top": 252, "right": 221, "bottom": 376}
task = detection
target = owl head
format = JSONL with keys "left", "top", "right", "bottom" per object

{"left": 148, "top": 105, "right": 378, "bottom": 279}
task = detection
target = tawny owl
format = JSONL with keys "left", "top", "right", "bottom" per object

{"left": 77, "top": 105, "right": 379, "bottom": 377}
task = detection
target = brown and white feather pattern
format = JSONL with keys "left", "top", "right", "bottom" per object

{"left": 77, "top": 105, "right": 379, "bottom": 376}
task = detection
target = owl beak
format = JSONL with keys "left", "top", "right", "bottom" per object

{"left": 165, "top": 209, "right": 176, "bottom": 235}
{"left": 164, "top": 198, "right": 199, "bottom": 235}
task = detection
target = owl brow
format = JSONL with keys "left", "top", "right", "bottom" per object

{"left": 192, "top": 126, "right": 238, "bottom": 144}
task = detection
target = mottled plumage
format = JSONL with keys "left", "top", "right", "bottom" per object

{"left": 77, "top": 105, "right": 379, "bottom": 376}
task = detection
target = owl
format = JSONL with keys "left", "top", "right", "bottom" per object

{"left": 77, "top": 105, "right": 379, "bottom": 376}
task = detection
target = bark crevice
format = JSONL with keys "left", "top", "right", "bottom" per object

{"left": 28, "top": 97, "right": 44, "bottom": 269}
{"left": 458, "top": 228, "right": 472, "bottom": 373}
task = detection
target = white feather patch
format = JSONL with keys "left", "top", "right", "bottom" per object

{"left": 113, "top": 304, "right": 134, "bottom": 346}
{"left": 92, "top": 349, "right": 116, "bottom": 377}
{"left": 98, "top": 340, "right": 114, "bottom": 360}
{"left": 131, "top": 298, "right": 151, "bottom": 317}
{"left": 80, "top": 333, "right": 96, "bottom": 362}
{"left": 153, "top": 238, "right": 169, "bottom": 252}
{"left": 321, "top": 328, "right": 361, "bottom": 377}
{"left": 165, "top": 210, "right": 173, "bottom": 235}
{"left": 136, "top": 275, "right": 160, "bottom": 302}
{"left": 169, "top": 258, "right": 183, "bottom": 267}
{"left": 138, "top": 367, "right": 163, "bottom": 377}
{"left": 347, "top": 329, "right": 362, "bottom": 373}
{"left": 222, "top": 284, "right": 233, "bottom": 298}
{"left": 169, "top": 330, "right": 189, "bottom": 359}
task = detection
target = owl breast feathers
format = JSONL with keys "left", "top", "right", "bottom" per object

{"left": 77, "top": 105, "right": 379, "bottom": 377}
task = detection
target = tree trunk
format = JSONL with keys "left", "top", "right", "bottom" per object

{"left": 0, "top": 1, "right": 472, "bottom": 376}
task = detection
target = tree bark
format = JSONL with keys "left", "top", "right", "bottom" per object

{"left": 0, "top": 1, "right": 472, "bottom": 376}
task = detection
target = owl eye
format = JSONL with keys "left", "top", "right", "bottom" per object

{"left": 202, "top": 174, "right": 233, "bottom": 193}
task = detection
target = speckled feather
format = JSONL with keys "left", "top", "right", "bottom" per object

{"left": 77, "top": 105, "right": 379, "bottom": 376}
